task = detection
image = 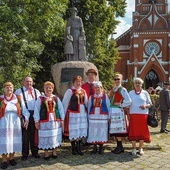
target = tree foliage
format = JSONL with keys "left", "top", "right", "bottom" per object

{"left": 65, "top": 0, "right": 126, "bottom": 90}
{"left": 0, "top": 0, "right": 68, "bottom": 92}
{"left": 0, "top": 0, "right": 126, "bottom": 92}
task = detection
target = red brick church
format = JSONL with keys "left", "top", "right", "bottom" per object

{"left": 114, "top": 0, "right": 170, "bottom": 89}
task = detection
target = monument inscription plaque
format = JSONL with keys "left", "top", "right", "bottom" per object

{"left": 61, "top": 68, "right": 84, "bottom": 82}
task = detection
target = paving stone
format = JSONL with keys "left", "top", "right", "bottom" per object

{"left": 2, "top": 122, "right": 170, "bottom": 170}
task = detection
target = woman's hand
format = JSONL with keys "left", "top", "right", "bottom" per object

{"left": 35, "top": 122, "right": 40, "bottom": 130}
{"left": 24, "top": 121, "right": 29, "bottom": 130}
{"left": 140, "top": 105, "right": 146, "bottom": 110}
{"left": 108, "top": 119, "right": 111, "bottom": 124}
{"left": 60, "top": 120, "right": 64, "bottom": 128}
{"left": 114, "top": 102, "right": 121, "bottom": 107}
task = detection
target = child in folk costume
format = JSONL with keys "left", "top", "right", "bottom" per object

{"left": 87, "top": 81, "right": 110, "bottom": 154}
{"left": 34, "top": 81, "right": 64, "bottom": 160}
{"left": 108, "top": 73, "right": 131, "bottom": 154}
{"left": 62, "top": 76, "right": 88, "bottom": 156}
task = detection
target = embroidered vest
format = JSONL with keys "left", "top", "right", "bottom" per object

{"left": 89, "top": 94, "right": 108, "bottom": 115}
{"left": 39, "top": 96, "right": 60, "bottom": 122}
{"left": 68, "top": 89, "right": 85, "bottom": 112}
{"left": 110, "top": 87, "right": 124, "bottom": 108}
{"left": 0, "top": 95, "right": 22, "bottom": 118}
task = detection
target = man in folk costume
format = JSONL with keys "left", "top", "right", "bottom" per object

{"left": 82, "top": 69, "right": 97, "bottom": 99}
{"left": 62, "top": 76, "right": 88, "bottom": 156}
{"left": 87, "top": 81, "right": 110, "bottom": 154}
{"left": 81, "top": 69, "right": 98, "bottom": 144}
{"left": 15, "top": 76, "right": 41, "bottom": 160}
{"left": 108, "top": 73, "right": 131, "bottom": 154}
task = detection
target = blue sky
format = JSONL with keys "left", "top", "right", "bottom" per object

{"left": 113, "top": 0, "right": 170, "bottom": 39}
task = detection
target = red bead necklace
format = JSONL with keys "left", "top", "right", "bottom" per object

{"left": 4, "top": 94, "right": 14, "bottom": 101}
{"left": 135, "top": 89, "right": 142, "bottom": 95}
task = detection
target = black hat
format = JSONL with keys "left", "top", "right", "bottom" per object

{"left": 164, "top": 82, "right": 170, "bottom": 85}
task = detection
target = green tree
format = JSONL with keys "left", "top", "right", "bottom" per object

{"left": 0, "top": 0, "right": 68, "bottom": 91}
{"left": 64, "top": 0, "right": 127, "bottom": 91}
{"left": 0, "top": 0, "right": 126, "bottom": 93}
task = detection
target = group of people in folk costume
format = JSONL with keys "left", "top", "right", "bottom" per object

{"left": 0, "top": 69, "right": 153, "bottom": 169}
{"left": 62, "top": 70, "right": 152, "bottom": 156}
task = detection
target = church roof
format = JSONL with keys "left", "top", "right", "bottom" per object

{"left": 115, "top": 28, "right": 131, "bottom": 47}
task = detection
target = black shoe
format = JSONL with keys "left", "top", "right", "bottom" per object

{"left": 52, "top": 154, "right": 58, "bottom": 159}
{"left": 32, "top": 153, "right": 40, "bottom": 158}
{"left": 1, "top": 162, "right": 8, "bottom": 169}
{"left": 91, "top": 145, "right": 97, "bottom": 154}
{"left": 111, "top": 146, "right": 124, "bottom": 154}
{"left": 76, "top": 147, "right": 84, "bottom": 156}
{"left": 99, "top": 145, "right": 104, "bottom": 154}
{"left": 165, "top": 129, "right": 170, "bottom": 132}
{"left": 160, "top": 129, "right": 165, "bottom": 133}
{"left": 9, "top": 159, "right": 17, "bottom": 166}
{"left": 21, "top": 156, "right": 27, "bottom": 161}
{"left": 76, "top": 141, "right": 84, "bottom": 156}
{"left": 44, "top": 156, "right": 50, "bottom": 161}
{"left": 71, "top": 141, "right": 78, "bottom": 155}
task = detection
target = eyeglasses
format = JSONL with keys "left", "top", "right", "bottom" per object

{"left": 135, "top": 82, "right": 141, "bottom": 85}
{"left": 114, "top": 78, "right": 120, "bottom": 81}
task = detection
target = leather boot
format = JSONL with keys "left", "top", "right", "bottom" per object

{"left": 91, "top": 144, "right": 97, "bottom": 154}
{"left": 99, "top": 144, "right": 104, "bottom": 154}
{"left": 71, "top": 141, "right": 77, "bottom": 155}
{"left": 111, "top": 141, "right": 124, "bottom": 154}
{"left": 76, "top": 141, "right": 84, "bottom": 156}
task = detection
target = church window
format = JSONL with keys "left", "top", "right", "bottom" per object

{"left": 145, "top": 41, "right": 160, "bottom": 56}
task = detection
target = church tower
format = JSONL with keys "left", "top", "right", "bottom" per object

{"left": 115, "top": 0, "right": 170, "bottom": 88}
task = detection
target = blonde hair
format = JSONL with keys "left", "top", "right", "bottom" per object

{"left": 114, "top": 73, "right": 123, "bottom": 79}
{"left": 3, "top": 82, "right": 14, "bottom": 88}
{"left": 44, "top": 81, "right": 54, "bottom": 89}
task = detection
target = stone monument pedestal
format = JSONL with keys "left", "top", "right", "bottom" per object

{"left": 51, "top": 61, "right": 99, "bottom": 98}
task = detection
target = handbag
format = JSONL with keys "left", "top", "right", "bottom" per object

{"left": 147, "top": 106, "right": 158, "bottom": 128}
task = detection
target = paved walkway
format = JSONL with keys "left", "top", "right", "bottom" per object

{"left": 3, "top": 121, "right": 170, "bottom": 170}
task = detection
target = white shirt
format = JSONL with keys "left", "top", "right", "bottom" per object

{"left": 15, "top": 86, "right": 41, "bottom": 111}
{"left": 129, "top": 89, "right": 152, "bottom": 114}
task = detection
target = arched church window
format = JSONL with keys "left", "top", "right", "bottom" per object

{"left": 145, "top": 69, "right": 159, "bottom": 89}
{"left": 146, "top": 70, "right": 157, "bottom": 80}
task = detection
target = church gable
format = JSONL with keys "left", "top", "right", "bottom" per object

{"left": 138, "top": 3, "right": 168, "bottom": 29}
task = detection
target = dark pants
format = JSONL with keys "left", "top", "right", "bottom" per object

{"left": 22, "top": 111, "right": 38, "bottom": 157}
{"left": 161, "top": 110, "right": 169, "bottom": 131}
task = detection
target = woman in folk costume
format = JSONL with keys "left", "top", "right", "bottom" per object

{"left": 108, "top": 73, "right": 131, "bottom": 154}
{"left": 0, "top": 82, "right": 29, "bottom": 169}
{"left": 34, "top": 81, "right": 64, "bottom": 160}
{"left": 87, "top": 81, "right": 110, "bottom": 154}
{"left": 62, "top": 76, "right": 88, "bottom": 156}
{"left": 128, "top": 78, "right": 152, "bottom": 155}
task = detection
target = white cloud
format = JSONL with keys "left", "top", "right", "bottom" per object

{"left": 113, "top": 19, "right": 131, "bottom": 39}
{"left": 113, "top": 0, "right": 135, "bottom": 39}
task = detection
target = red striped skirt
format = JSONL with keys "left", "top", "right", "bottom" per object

{"left": 128, "top": 114, "right": 151, "bottom": 143}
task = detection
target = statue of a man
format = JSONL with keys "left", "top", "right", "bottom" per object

{"left": 65, "top": 7, "right": 86, "bottom": 61}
